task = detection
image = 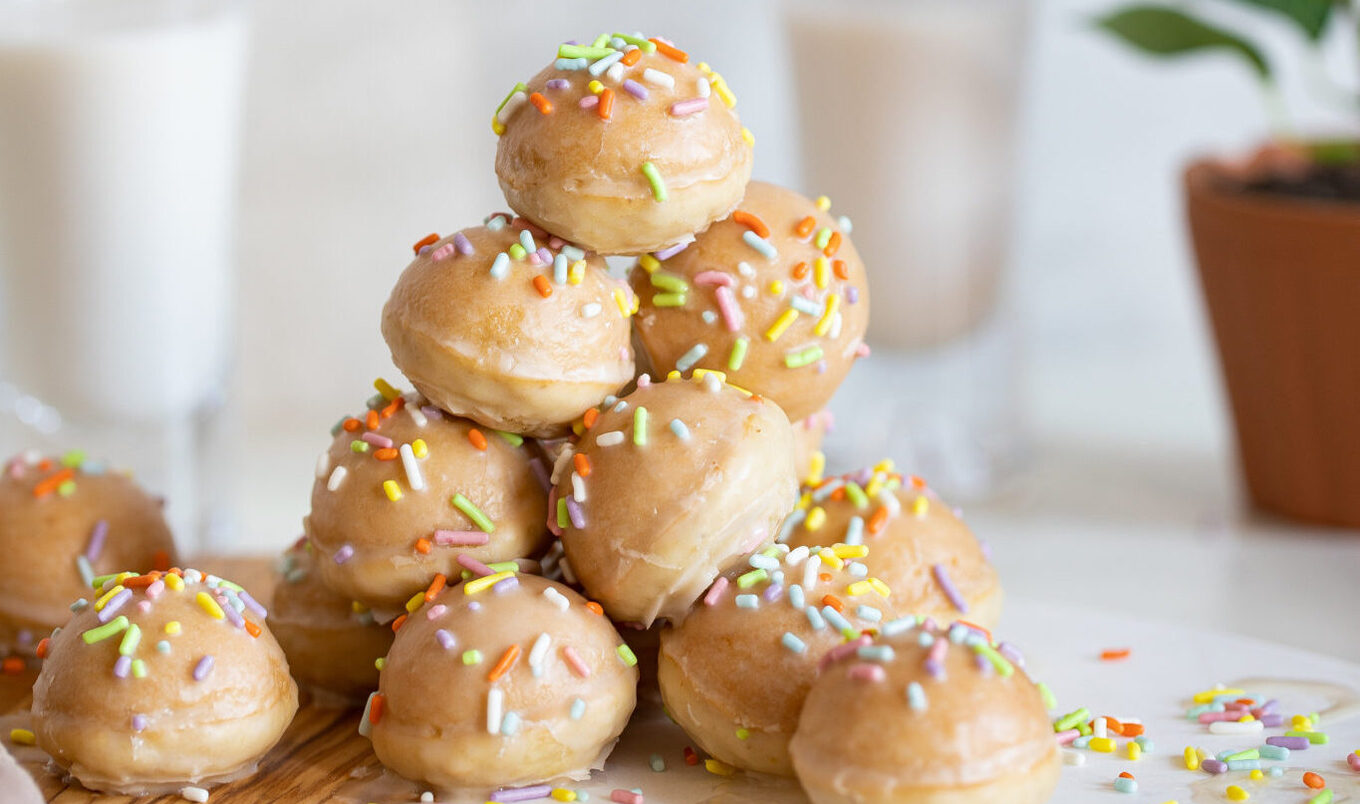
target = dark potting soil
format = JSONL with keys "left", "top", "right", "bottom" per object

{"left": 1239, "top": 161, "right": 1360, "bottom": 204}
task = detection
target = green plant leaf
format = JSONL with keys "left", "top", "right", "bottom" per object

{"left": 1094, "top": 5, "right": 1272, "bottom": 80}
{"left": 1224, "top": 0, "right": 1333, "bottom": 41}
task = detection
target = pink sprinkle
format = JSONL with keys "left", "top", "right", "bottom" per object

{"left": 421, "top": 405, "right": 444, "bottom": 420}
{"left": 703, "top": 577, "right": 729, "bottom": 606}
{"left": 435, "top": 530, "right": 491, "bottom": 547}
{"left": 819, "top": 634, "right": 872, "bottom": 672}
{"left": 456, "top": 554, "right": 495, "bottom": 576}
{"left": 847, "top": 663, "right": 885, "bottom": 683}
{"left": 637, "top": 373, "right": 651, "bottom": 388}
{"left": 562, "top": 645, "right": 592, "bottom": 678}
{"left": 5, "top": 459, "right": 23, "bottom": 478}
{"left": 579, "top": 95, "right": 599, "bottom": 109}
{"left": 669, "top": 97, "right": 708, "bottom": 116}
{"left": 136, "top": 600, "right": 152, "bottom": 613}
{"left": 714, "top": 286, "right": 744, "bottom": 332}
{"left": 611, "top": 790, "right": 643, "bottom": 804}
{"left": 548, "top": 236, "right": 565, "bottom": 249}
{"left": 426, "top": 604, "right": 447, "bottom": 620}
{"left": 693, "top": 271, "right": 733, "bottom": 287}
{"left": 1055, "top": 729, "right": 1080, "bottom": 745}
{"left": 333, "top": 545, "right": 354, "bottom": 564}
{"left": 527, "top": 252, "right": 543, "bottom": 266}
{"left": 1199, "top": 711, "right": 1245, "bottom": 724}
{"left": 361, "top": 432, "right": 393, "bottom": 449}
{"left": 1348, "top": 752, "right": 1360, "bottom": 770}
{"left": 855, "top": 342, "right": 871, "bottom": 358}
{"left": 429, "top": 242, "right": 456, "bottom": 261}
{"left": 145, "top": 579, "right": 164, "bottom": 600}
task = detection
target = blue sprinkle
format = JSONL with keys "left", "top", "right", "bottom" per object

{"left": 561, "top": 245, "right": 585, "bottom": 261}
{"left": 907, "top": 681, "right": 927, "bottom": 711}
{"left": 735, "top": 594, "right": 759, "bottom": 609}
{"left": 501, "top": 711, "right": 521, "bottom": 736}
{"left": 856, "top": 645, "right": 894, "bottom": 662}
{"left": 742, "top": 230, "right": 777, "bottom": 260}
{"left": 490, "top": 252, "right": 510, "bottom": 280}
{"left": 856, "top": 605, "right": 882, "bottom": 622}
{"left": 781, "top": 632, "right": 806, "bottom": 654}
{"left": 588, "top": 50, "right": 624, "bottom": 76}
{"left": 554, "top": 253, "right": 569, "bottom": 284}
{"left": 805, "top": 606, "right": 826, "bottom": 630}
{"left": 1113, "top": 776, "right": 1137, "bottom": 794}
{"left": 519, "top": 229, "right": 536, "bottom": 253}
{"left": 555, "top": 57, "right": 589, "bottom": 70}
{"left": 880, "top": 616, "right": 918, "bottom": 637}
{"left": 788, "top": 584, "right": 806, "bottom": 610}
{"left": 844, "top": 516, "right": 864, "bottom": 546}
{"left": 570, "top": 698, "right": 587, "bottom": 720}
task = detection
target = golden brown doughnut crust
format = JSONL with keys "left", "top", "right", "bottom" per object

{"left": 305, "top": 387, "right": 551, "bottom": 612}
{"left": 381, "top": 220, "right": 635, "bottom": 437}
{"left": 0, "top": 454, "right": 175, "bottom": 650}
{"left": 782, "top": 465, "right": 1002, "bottom": 630}
{"left": 370, "top": 573, "right": 637, "bottom": 790}
{"left": 31, "top": 568, "right": 297, "bottom": 794}
{"left": 790, "top": 625, "right": 1059, "bottom": 804}
{"left": 658, "top": 558, "right": 897, "bottom": 776}
{"left": 631, "top": 181, "right": 869, "bottom": 421}
{"left": 554, "top": 373, "right": 798, "bottom": 625}
{"left": 494, "top": 36, "right": 752, "bottom": 256}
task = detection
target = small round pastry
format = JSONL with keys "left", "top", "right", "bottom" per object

{"left": 781, "top": 462, "right": 1002, "bottom": 630}
{"left": 494, "top": 33, "right": 752, "bottom": 255}
{"left": 31, "top": 568, "right": 298, "bottom": 794}
{"left": 381, "top": 217, "right": 636, "bottom": 437}
{"left": 306, "top": 384, "right": 552, "bottom": 611}
{"left": 270, "top": 539, "right": 394, "bottom": 703}
{"left": 554, "top": 372, "right": 798, "bottom": 625}
{"left": 792, "top": 409, "right": 834, "bottom": 486}
{"left": 368, "top": 572, "right": 637, "bottom": 790}
{"left": 658, "top": 551, "right": 897, "bottom": 775}
{"left": 630, "top": 181, "right": 870, "bottom": 421}
{"left": 0, "top": 452, "right": 175, "bottom": 654}
{"left": 790, "top": 624, "right": 1059, "bottom": 804}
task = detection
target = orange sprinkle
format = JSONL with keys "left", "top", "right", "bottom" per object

{"left": 824, "top": 231, "right": 842, "bottom": 257}
{"left": 244, "top": 620, "right": 262, "bottom": 639}
{"left": 152, "top": 551, "right": 170, "bottom": 572}
{"left": 1121, "top": 722, "right": 1144, "bottom": 737}
{"left": 867, "top": 506, "right": 891, "bottom": 534}
{"left": 956, "top": 620, "right": 993, "bottom": 645}
{"left": 374, "top": 447, "right": 399, "bottom": 461}
{"left": 818, "top": 572, "right": 832, "bottom": 583}
{"left": 533, "top": 275, "right": 553, "bottom": 298}
{"left": 1234, "top": 698, "right": 1256, "bottom": 706}
{"left": 829, "top": 487, "right": 846, "bottom": 502}
{"left": 468, "top": 429, "right": 489, "bottom": 451}
{"left": 1097, "top": 716, "right": 1124, "bottom": 735}
{"left": 369, "top": 694, "right": 385, "bottom": 724}
{"left": 343, "top": 417, "right": 362, "bottom": 432}
{"left": 32, "top": 467, "right": 74, "bottom": 498}
{"left": 833, "top": 259, "right": 849, "bottom": 280}
{"left": 412, "top": 233, "right": 439, "bottom": 254}
{"left": 123, "top": 573, "right": 160, "bottom": 589}
{"left": 732, "top": 210, "right": 770, "bottom": 238}
{"left": 1303, "top": 772, "right": 1325, "bottom": 789}
{"left": 573, "top": 453, "right": 592, "bottom": 478}
{"left": 598, "top": 87, "right": 615, "bottom": 121}
{"left": 391, "top": 614, "right": 407, "bottom": 633}
{"left": 36, "top": 459, "right": 52, "bottom": 472}
{"left": 585, "top": 601, "right": 604, "bottom": 616}
{"left": 487, "top": 644, "right": 521, "bottom": 683}
{"left": 424, "top": 573, "right": 447, "bottom": 602}
{"left": 822, "top": 594, "right": 844, "bottom": 613}
{"left": 381, "top": 396, "right": 404, "bottom": 418}
{"left": 2, "top": 657, "right": 23, "bottom": 675}
{"left": 795, "top": 216, "right": 816, "bottom": 238}
{"left": 1101, "top": 648, "right": 1131, "bottom": 661}
{"left": 909, "top": 475, "right": 927, "bottom": 489}
{"left": 683, "top": 746, "right": 699, "bottom": 766}
{"left": 36, "top": 638, "right": 49, "bottom": 659}
{"left": 649, "top": 37, "right": 688, "bottom": 62}
{"left": 366, "top": 410, "right": 380, "bottom": 430}
{"left": 791, "top": 261, "right": 810, "bottom": 280}
{"left": 583, "top": 408, "right": 599, "bottom": 430}
{"left": 621, "top": 48, "right": 642, "bottom": 66}
{"left": 414, "top": 537, "right": 432, "bottom": 555}
{"left": 1117, "top": 771, "right": 1135, "bottom": 779}
{"left": 529, "top": 91, "right": 552, "bottom": 114}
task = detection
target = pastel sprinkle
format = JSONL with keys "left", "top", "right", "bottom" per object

{"left": 742, "top": 230, "right": 777, "bottom": 259}
{"left": 641, "top": 162, "right": 667, "bottom": 202}
{"left": 633, "top": 407, "right": 649, "bottom": 445}
{"left": 193, "top": 655, "right": 214, "bottom": 681}
{"left": 82, "top": 616, "right": 129, "bottom": 644}
{"left": 932, "top": 563, "right": 968, "bottom": 612}
{"left": 452, "top": 493, "right": 495, "bottom": 533}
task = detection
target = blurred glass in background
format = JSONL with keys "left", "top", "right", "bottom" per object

{"left": 0, "top": 0, "right": 248, "bottom": 552}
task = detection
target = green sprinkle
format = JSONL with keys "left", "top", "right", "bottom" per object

{"left": 815, "top": 227, "right": 832, "bottom": 249}
{"left": 486, "top": 561, "right": 518, "bottom": 573}
{"left": 844, "top": 481, "right": 869, "bottom": 508}
{"left": 736, "top": 569, "right": 768, "bottom": 589}
{"left": 613, "top": 33, "right": 656, "bottom": 51}
{"left": 495, "top": 81, "right": 528, "bottom": 115}
{"left": 591, "top": 33, "right": 612, "bottom": 48}
{"left": 374, "top": 657, "right": 385, "bottom": 671}
{"left": 1054, "top": 707, "right": 1090, "bottom": 732}
{"left": 785, "top": 345, "right": 824, "bottom": 368}
{"left": 91, "top": 573, "right": 120, "bottom": 589}
{"left": 728, "top": 336, "right": 749, "bottom": 370}
{"left": 117, "top": 624, "right": 141, "bottom": 657}
{"left": 60, "top": 450, "right": 86, "bottom": 468}
{"left": 557, "top": 497, "right": 570, "bottom": 529}
{"left": 462, "top": 649, "right": 483, "bottom": 665}
{"left": 1310, "top": 789, "right": 1334, "bottom": 804}
{"left": 640, "top": 161, "right": 667, "bottom": 202}
{"left": 616, "top": 644, "right": 638, "bottom": 667}
{"left": 452, "top": 493, "right": 496, "bottom": 533}
{"left": 633, "top": 407, "right": 648, "bottom": 446}
{"left": 81, "top": 616, "right": 129, "bottom": 644}
{"left": 130, "top": 659, "right": 146, "bottom": 678}
{"left": 57, "top": 480, "right": 76, "bottom": 496}
{"left": 508, "top": 243, "right": 527, "bottom": 260}
{"left": 350, "top": 440, "right": 369, "bottom": 453}
{"left": 1224, "top": 748, "right": 1258, "bottom": 761}
{"left": 1284, "top": 729, "right": 1329, "bottom": 744}
{"left": 559, "top": 44, "right": 615, "bottom": 60}
{"left": 651, "top": 292, "right": 687, "bottom": 307}
{"left": 493, "top": 430, "right": 525, "bottom": 447}
{"left": 650, "top": 272, "right": 690, "bottom": 294}
{"left": 973, "top": 643, "right": 1012, "bottom": 676}
{"left": 1036, "top": 682, "right": 1057, "bottom": 710}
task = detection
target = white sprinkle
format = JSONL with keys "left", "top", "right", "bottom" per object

{"left": 737, "top": 261, "right": 756, "bottom": 278}
{"left": 326, "top": 466, "right": 347, "bottom": 492}
{"left": 697, "top": 77, "right": 711, "bottom": 98}
{"left": 571, "top": 472, "right": 587, "bottom": 503}
{"left": 879, "top": 489, "right": 902, "bottom": 516}
{"left": 399, "top": 443, "right": 424, "bottom": 491}
{"left": 785, "top": 545, "right": 810, "bottom": 566}
{"left": 582, "top": 302, "right": 602, "bottom": 319}
{"left": 490, "top": 252, "right": 510, "bottom": 280}
{"left": 803, "top": 554, "right": 822, "bottom": 590}
{"left": 643, "top": 67, "right": 675, "bottom": 88}
{"left": 407, "top": 404, "right": 428, "bottom": 427}
{"left": 741, "top": 285, "right": 756, "bottom": 299}
{"left": 701, "top": 310, "right": 718, "bottom": 324}
{"left": 358, "top": 692, "right": 377, "bottom": 738}
{"left": 676, "top": 343, "right": 708, "bottom": 372}
{"left": 829, "top": 310, "right": 844, "bottom": 339}
{"left": 1062, "top": 749, "right": 1085, "bottom": 766}
{"left": 1209, "top": 719, "right": 1264, "bottom": 735}
{"left": 838, "top": 215, "right": 853, "bottom": 233}
{"left": 543, "top": 586, "right": 570, "bottom": 612}
{"left": 702, "top": 372, "right": 722, "bottom": 393}
{"left": 596, "top": 430, "right": 625, "bottom": 447}
{"left": 421, "top": 793, "right": 435, "bottom": 803}
{"left": 315, "top": 451, "right": 330, "bottom": 479}
{"left": 606, "top": 62, "right": 624, "bottom": 82}
{"left": 180, "top": 786, "right": 210, "bottom": 803}
{"left": 529, "top": 632, "right": 552, "bottom": 676}
{"left": 496, "top": 91, "right": 526, "bottom": 124}
{"left": 486, "top": 687, "right": 504, "bottom": 734}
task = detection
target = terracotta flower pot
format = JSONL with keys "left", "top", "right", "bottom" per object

{"left": 1185, "top": 159, "right": 1360, "bottom": 529}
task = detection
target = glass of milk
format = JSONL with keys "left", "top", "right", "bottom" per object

{"left": 784, "top": 0, "right": 1030, "bottom": 500}
{"left": 0, "top": 0, "right": 248, "bottom": 550}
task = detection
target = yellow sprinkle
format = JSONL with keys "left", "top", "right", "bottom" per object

{"left": 796, "top": 492, "right": 812, "bottom": 511}
{"left": 911, "top": 496, "right": 930, "bottom": 517}
{"left": 164, "top": 621, "right": 181, "bottom": 635}
{"left": 816, "top": 547, "right": 844, "bottom": 571}
{"left": 1184, "top": 746, "right": 1200, "bottom": 770}
{"left": 1292, "top": 715, "right": 1313, "bottom": 730}
{"left": 868, "top": 577, "right": 892, "bottom": 597}
{"left": 704, "top": 758, "right": 737, "bottom": 776}
{"left": 1226, "top": 784, "right": 1248, "bottom": 801}
{"left": 864, "top": 477, "right": 883, "bottom": 498}
{"left": 613, "top": 287, "right": 632, "bottom": 317}
{"left": 638, "top": 254, "right": 660, "bottom": 273}
{"left": 351, "top": 601, "right": 368, "bottom": 614}
{"left": 666, "top": 370, "right": 682, "bottom": 382}
{"left": 697, "top": 61, "right": 712, "bottom": 74}
{"left": 846, "top": 580, "right": 874, "bottom": 597}
{"left": 9, "top": 728, "right": 34, "bottom": 746}
{"left": 813, "top": 293, "right": 839, "bottom": 336}
{"left": 815, "top": 195, "right": 831, "bottom": 211}
{"left": 465, "top": 570, "right": 515, "bottom": 595}
{"left": 588, "top": 79, "right": 604, "bottom": 94}
{"left": 764, "top": 309, "right": 799, "bottom": 342}
{"left": 164, "top": 573, "right": 184, "bottom": 592}
{"left": 709, "top": 73, "right": 736, "bottom": 107}
{"left": 814, "top": 256, "right": 830, "bottom": 289}
{"left": 1192, "top": 687, "right": 1243, "bottom": 704}
{"left": 768, "top": 280, "right": 784, "bottom": 295}
{"left": 195, "top": 591, "right": 225, "bottom": 620}
{"left": 691, "top": 368, "right": 727, "bottom": 384}
{"left": 94, "top": 584, "right": 125, "bottom": 611}
{"left": 741, "top": 127, "right": 754, "bottom": 146}
{"left": 551, "top": 790, "right": 577, "bottom": 802}
{"left": 1128, "top": 741, "right": 1141, "bottom": 760}
{"left": 1238, "top": 714, "right": 1254, "bottom": 722}
{"left": 833, "top": 544, "right": 868, "bottom": 559}
{"left": 383, "top": 480, "right": 403, "bottom": 501}
{"left": 568, "top": 260, "right": 586, "bottom": 285}
{"left": 492, "top": 114, "right": 506, "bottom": 136}
{"left": 412, "top": 438, "right": 428, "bottom": 459}
{"left": 1089, "top": 737, "right": 1116, "bottom": 753}
{"left": 1248, "top": 769, "right": 1262, "bottom": 781}
{"left": 405, "top": 591, "right": 425, "bottom": 614}
{"left": 373, "top": 378, "right": 400, "bottom": 401}
{"left": 873, "top": 458, "right": 896, "bottom": 473}
{"left": 805, "top": 506, "right": 826, "bottom": 531}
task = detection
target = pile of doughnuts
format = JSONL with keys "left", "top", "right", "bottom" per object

{"left": 8, "top": 29, "right": 1063, "bottom": 804}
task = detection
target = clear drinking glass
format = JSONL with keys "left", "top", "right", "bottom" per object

{"left": 784, "top": 0, "right": 1030, "bottom": 500}
{"left": 0, "top": 0, "right": 248, "bottom": 551}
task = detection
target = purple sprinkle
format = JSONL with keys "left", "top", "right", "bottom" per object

{"left": 435, "top": 629, "right": 456, "bottom": 650}
{"left": 669, "top": 97, "right": 708, "bottom": 116}
{"left": 84, "top": 520, "right": 109, "bottom": 561}
{"left": 193, "top": 655, "right": 215, "bottom": 681}
{"left": 113, "top": 655, "right": 131, "bottom": 678}
{"left": 1201, "top": 759, "right": 1228, "bottom": 774}
{"left": 974, "top": 650, "right": 992, "bottom": 674}
{"left": 490, "top": 785, "right": 553, "bottom": 803}
{"left": 361, "top": 432, "right": 393, "bottom": 449}
{"left": 997, "top": 641, "right": 1025, "bottom": 668}
{"left": 16, "top": 630, "right": 31, "bottom": 647}
{"left": 131, "top": 714, "right": 147, "bottom": 732}
{"left": 418, "top": 244, "right": 432, "bottom": 256}
{"left": 654, "top": 240, "right": 689, "bottom": 260}
{"left": 1257, "top": 698, "right": 1279, "bottom": 714}
{"left": 528, "top": 457, "right": 551, "bottom": 493}
{"left": 579, "top": 94, "right": 599, "bottom": 109}
{"left": 421, "top": 405, "right": 444, "bottom": 420}
{"left": 457, "top": 554, "right": 495, "bottom": 577}
{"left": 97, "top": 588, "right": 132, "bottom": 622}
{"left": 762, "top": 583, "right": 783, "bottom": 602}
{"left": 621, "top": 79, "right": 648, "bottom": 100}
{"left": 847, "top": 286, "right": 859, "bottom": 304}
{"left": 1266, "top": 735, "right": 1308, "bottom": 749}
{"left": 924, "top": 658, "right": 945, "bottom": 679}
{"left": 218, "top": 594, "right": 245, "bottom": 629}
{"left": 467, "top": 601, "right": 482, "bottom": 612}
{"left": 565, "top": 498, "right": 585, "bottom": 529}
{"left": 545, "top": 78, "right": 570, "bottom": 91}
{"left": 435, "top": 530, "right": 491, "bottom": 547}
{"left": 536, "top": 246, "right": 552, "bottom": 264}
{"left": 334, "top": 545, "right": 354, "bottom": 565}
{"left": 238, "top": 590, "right": 268, "bottom": 619}
{"left": 493, "top": 576, "right": 519, "bottom": 594}
{"left": 932, "top": 564, "right": 968, "bottom": 613}
{"left": 453, "top": 231, "right": 475, "bottom": 255}
{"left": 1259, "top": 713, "right": 1284, "bottom": 727}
